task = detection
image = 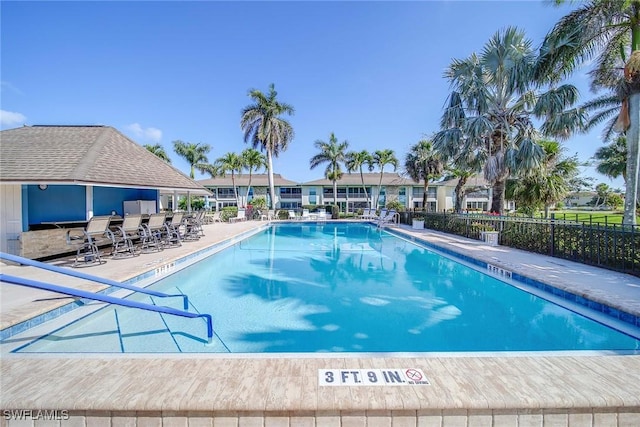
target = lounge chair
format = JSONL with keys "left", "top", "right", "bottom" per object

{"left": 376, "top": 209, "right": 398, "bottom": 227}
{"left": 183, "top": 211, "right": 204, "bottom": 240}
{"left": 139, "top": 212, "right": 166, "bottom": 253}
{"left": 359, "top": 208, "right": 373, "bottom": 220}
{"left": 110, "top": 214, "right": 143, "bottom": 258}
{"left": 204, "top": 211, "right": 221, "bottom": 224}
{"left": 162, "top": 212, "right": 184, "bottom": 247}
{"left": 288, "top": 210, "right": 297, "bottom": 220}
{"left": 229, "top": 208, "right": 246, "bottom": 223}
{"left": 66, "top": 215, "right": 112, "bottom": 267}
{"left": 260, "top": 209, "right": 275, "bottom": 221}
{"left": 301, "top": 209, "right": 310, "bottom": 220}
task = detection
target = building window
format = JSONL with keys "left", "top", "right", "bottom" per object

{"left": 280, "top": 187, "right": 302, "bottom": 199}
{"left": 309, "top": 188, "right": 317, "bottom": 205}
{"left": 217, "top": 188, "right": 236, "bottom": 199}
{"left": 347, "top": 187, "right": 370, "bottom": 197}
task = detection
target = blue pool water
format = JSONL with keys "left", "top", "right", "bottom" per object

{"left": 11, "top": 223, "right": 640, "bottom": 353}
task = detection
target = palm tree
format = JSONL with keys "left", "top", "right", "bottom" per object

{"left": 593, "top": 136, "right": 628, "bottom": 182}
{"left": 241, "top": 148, "right": 267, "bottom": 206}
{"left": 144, "top": 144, "right": 172, "bottom": 163}
{"left": 172, "top": 140, "right": 211, "bottom": 179}
{"left": 507, "top": 140, "right": 581, "bottom": 218}
{"left": 372, "top": 149, "right": 398, "bottom": 209}
{"left": 214, "top": 152, "right": 244, "bottom": 206}
{"left": 434, "top": 27, "right": 584, "bottom": 215}
{"left": 345, "top": 150, "right": 373, "bottom": 208}
{"left": 538, "top": 1, "right": 639, "bottom": 224}
{"left": 240, "top": 83, "right": 295, "bottom": 209}
{"left": 404, "top": 139, "right": 444, "bottom": 211}
{"left": 309, "top": 133, "right": 349, "bottom": 208}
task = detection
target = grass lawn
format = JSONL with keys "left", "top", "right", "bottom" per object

{"left": 546, "top": 210, "right": 635, "bottom": 225}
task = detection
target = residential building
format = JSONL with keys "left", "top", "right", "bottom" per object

{"left": 199, "top": 172, "right": 493, "bottom": 213}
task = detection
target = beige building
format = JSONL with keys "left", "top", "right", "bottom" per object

{"left": 199, "top": 172, "right": 493, "bottom": 213}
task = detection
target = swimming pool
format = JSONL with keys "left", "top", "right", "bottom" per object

{"left": 8, "top": 222, "right": 640, "bottom": 353}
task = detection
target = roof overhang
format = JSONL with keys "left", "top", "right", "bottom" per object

{"left": 0, "top": 180, "right": 212, "bottom": 196}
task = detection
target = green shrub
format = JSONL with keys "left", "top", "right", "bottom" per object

{"left": 220, "top": 206, "right": 238, "bottom": 222}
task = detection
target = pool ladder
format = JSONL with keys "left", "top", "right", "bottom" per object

{"left": 0, "top": 252, "right": 213, "bottom": 340}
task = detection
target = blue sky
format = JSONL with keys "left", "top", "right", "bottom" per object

{"left": 0, "top": 1, "right": 625, "bottom": 190}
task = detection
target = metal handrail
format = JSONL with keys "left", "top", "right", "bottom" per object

{"left": 0, "top": 252, "right": 189, "bottom": 309}
{"left": 0, "top": 273, "right": 213, "bottom": 339}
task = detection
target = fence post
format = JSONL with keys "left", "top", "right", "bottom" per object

{"left": 550, "top": 212, "right": 555, "bottom": 257}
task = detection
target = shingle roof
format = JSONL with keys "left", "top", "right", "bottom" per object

{"left": 0, "top": 125, "right": 210, "bottom": 194}
{"left": 198, "top": 173, "right": 299, "bottom": 187}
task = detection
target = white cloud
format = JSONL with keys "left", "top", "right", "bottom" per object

{"left": 1, "top": 81, "right": 24, "bottom": 95}
{"left": 125, "top": 122, "right": 162, "bottom": 142}
{"left": 0, "top": 110, "right": 27, "bottom": 127}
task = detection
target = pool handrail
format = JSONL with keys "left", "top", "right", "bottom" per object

{"left": 0, "top": 273, "right": 213, "bottom": 340}
{"left": 0, "top": 252, "right": 189, "bottom": 309}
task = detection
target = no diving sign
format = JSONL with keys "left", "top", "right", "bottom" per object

{"left": 318, "top": 368, "right": 430, "bottom": 386}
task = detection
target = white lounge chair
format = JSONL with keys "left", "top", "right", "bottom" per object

{"left": 376, "top": 209, "right": 397, "bottom": 227}
{"left": 288, "top": 210, "right": 297, "bottom": 220}
{"left": 229, "top": 209, "right": 246, "bottom": 223}
{"left": 301, "top": 209, "right": 310, "bottom": 220}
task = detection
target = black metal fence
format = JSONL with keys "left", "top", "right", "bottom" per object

{"left": 400, "top": 212, "right": 640, "bottom": 277}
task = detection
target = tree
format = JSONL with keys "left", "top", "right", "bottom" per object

{"left": 592, "top": 183, "right": 613, "bottom": 209}
{"left": 372, "top": 149, "right": 398, "bottom": 209}
{"left": 434, "top": 27, "right": 584, "bottom": 215}
{"left": 172, "top": 140, "right": 211, "bottom": 179}
{"left": 309, "top": 132, "right": 349, "bottom": 208}
{"left": 144, "top": 144, "right": 171, "bottom": 163}
{"left": 537, "top": 1, "right": 640, "bottom": 224}
{"left": 345, "top": 150, "right": 373, "bottom": 208}
{"left": 214, "top": 152, "right": 243, "bottom": 206}
{"left": 593, "top": 136, "right": 628, "bottom": 182}
{"left": 404, "top": 139, "right": 444, "bottom": 211}
{"left": 507, "top": 140, "right": 581, "bottom": 218}
{"left": 241, "top": 148, "right": 267, "bottom": 206}
{"left": 240, "top": 83, "right": 295, "bottom": 209}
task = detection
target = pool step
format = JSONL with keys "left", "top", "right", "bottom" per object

{"left": 115, "top": 297, "right": 181, "bottom": 352}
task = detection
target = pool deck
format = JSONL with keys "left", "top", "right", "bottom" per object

{"left": 1, "top": 220, "right": 640, "bottom": 426}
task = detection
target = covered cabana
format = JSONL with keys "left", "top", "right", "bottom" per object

{"left": 0, "top": 125, "right": 211, "bottom": 258}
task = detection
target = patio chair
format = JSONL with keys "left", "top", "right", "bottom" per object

{"left": 376, "top": 209, "right": 398, "bottom": 227}
{"left": 229, "top": 209, "right": 246, "bottom": 223}
{"left": 301, "top": 209, "right": 310, "bottom": 220}
{"left": 204, "top": 211, "right": 222, "bottom": 224}
{"left": 65, "top": 215, "right": 112, "bottom": 267}
{"left": 110, "top": 214, "right": 143, "bottom": 258}
{"left": 162, "top": 212, "right": 184, "bottom": 247}
{"left": 359, "top": 208, "right": 372, "bottom": 219}
{"left": 183, "top": 211, "right": 204, "bottom": 240}
{"left": 288, "top": 210, "right": 297, "bottom": 220}
{"left": 139, "top": 212, "right": 166, "bottom": 253}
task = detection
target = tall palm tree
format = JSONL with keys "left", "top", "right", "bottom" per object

{"left": 144, "top": 144, "right": 172, "bottom": 163}
{"left": 404, "top": 139, "right": 444, "bottom": 211}
{"left": 345, "top": 150, "right": 373, "bottom": 208}
{"left": 507, "top": 140, "right": 581, "bottom": 218}
{"left": 538, "top": 1, "right": 639, "bottom": 224}
{"left": 242, "top": 148, "right": 267, "bottom": 206}
{"left": 434, "top": 27, "right": 584, "bottom": 215}
{"left": 172, "top": 140, "right": 211, "bottom": 179}
{"left": 214, "top": 152, "right": 244, "bottom": 206}
{"left": 309, "top": 132, "right": 349, "bottom": 207}
{"left": 372, "top": 149, "right": 398, "bottom": 209}
{"left": 593, "top": 136, "right": 628, "bottom": 182}
{"left": 240, "top": 83, "right": 295, "bottom": 209}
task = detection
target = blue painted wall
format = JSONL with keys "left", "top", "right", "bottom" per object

{"left": 25, "top": 185, "right": 159, "bottom": 226}
{"left": 93, "top": 187, "right": 158, "bottom": 216}
{"left": 26, "top": 185, "right": 86, "bottom": 225}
